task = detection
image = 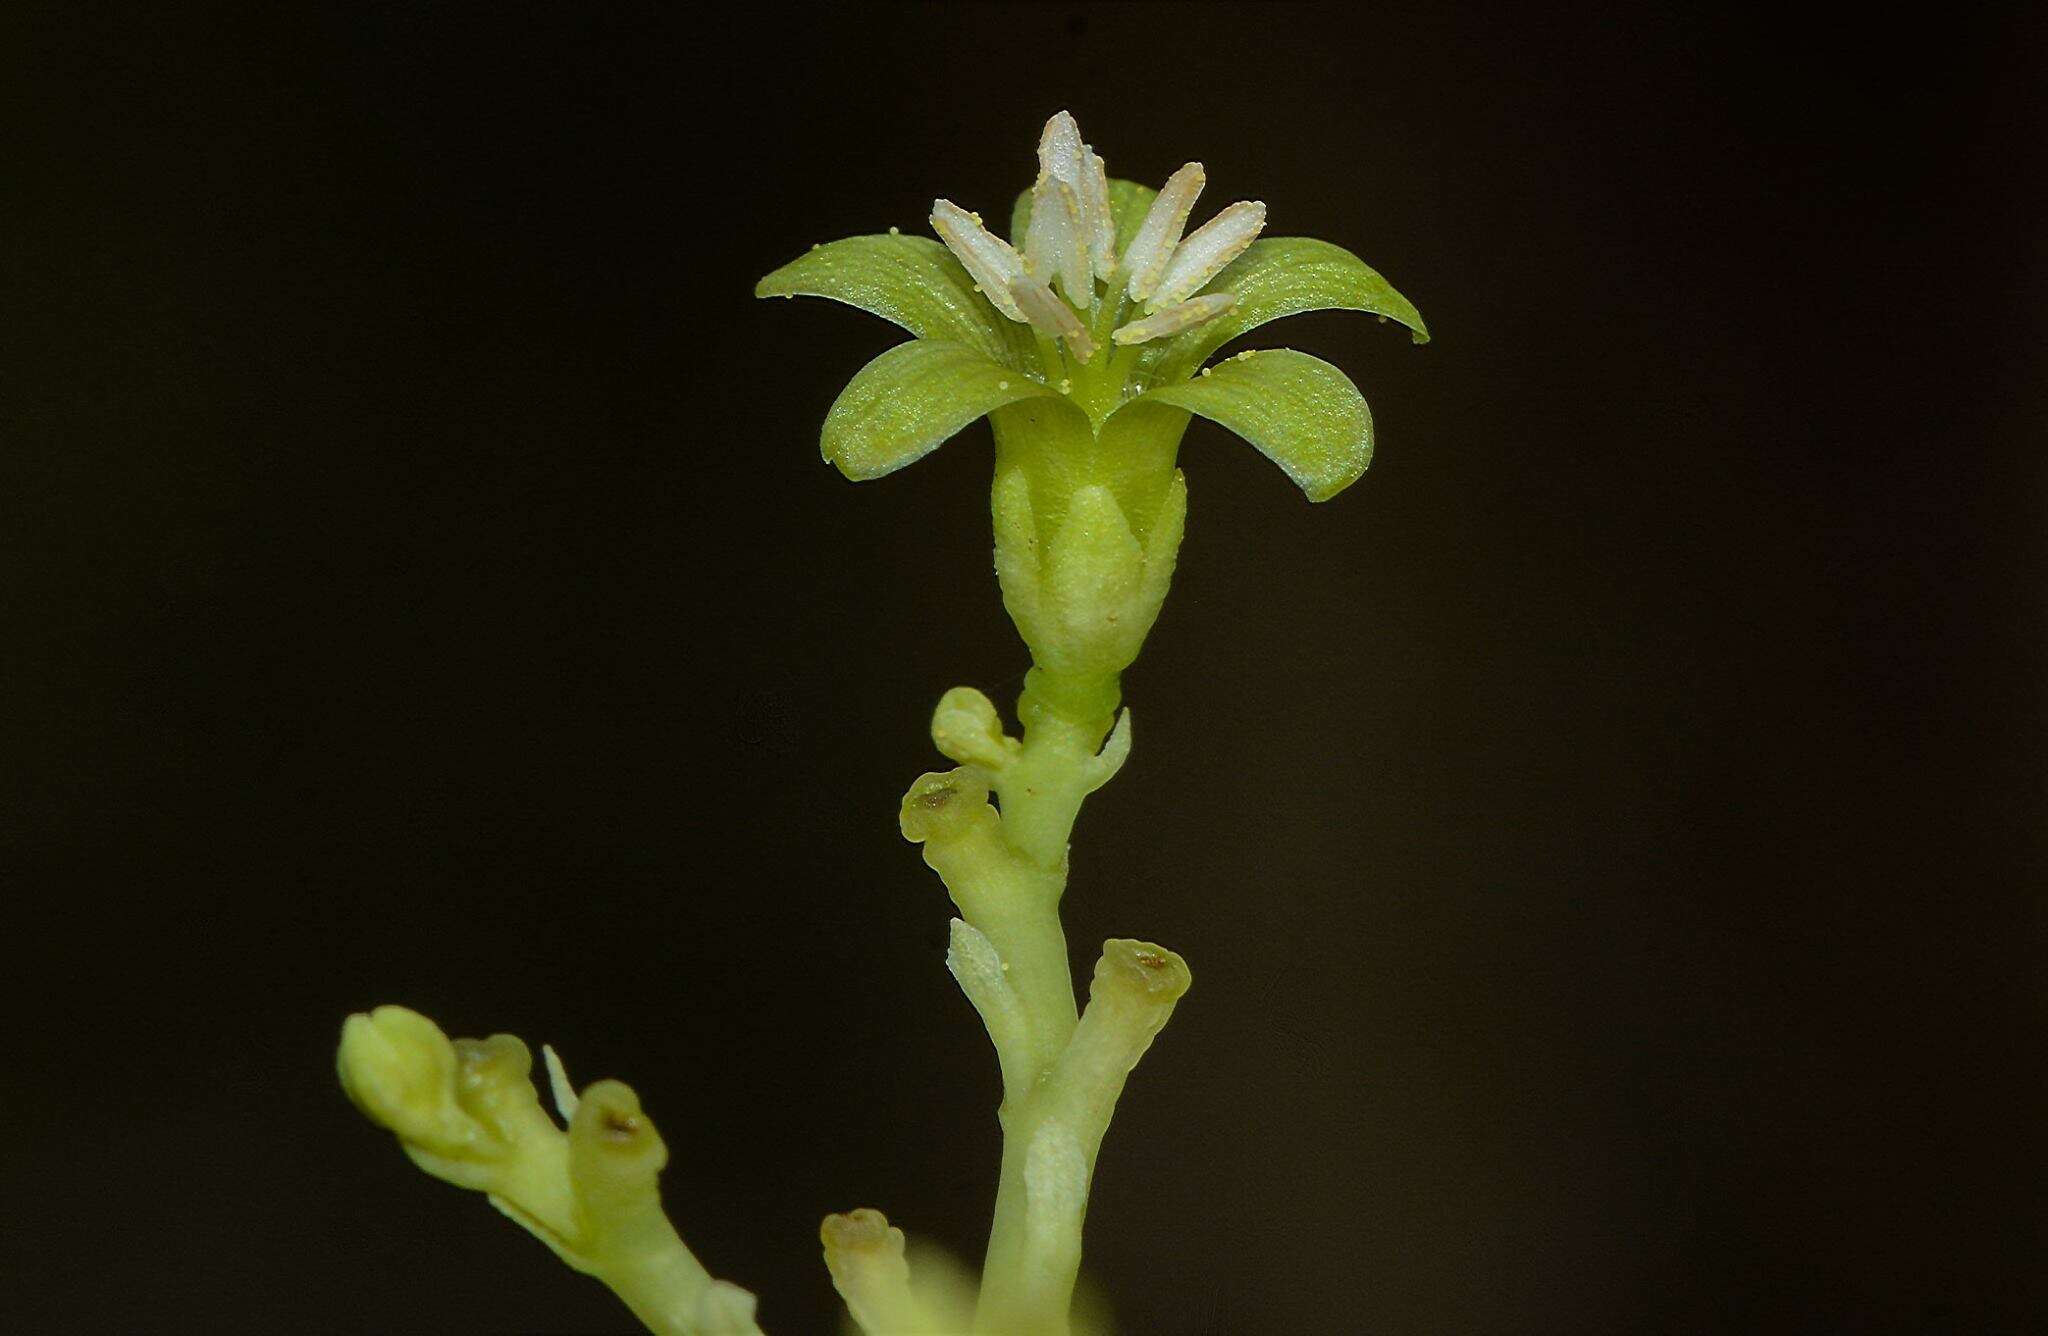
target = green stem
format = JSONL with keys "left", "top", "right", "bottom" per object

{"left": 998, "top": 670, "right": 1120, "bottom": 871}
{"left": 974, "top": 940, "right": 1191, "bottom": 1334}
{"left": 964, "top": 673, "right": 1147, "bottom": 1336}
{"left": 938, "top": 400, "right": 1192, "bottom": 1333}
{"left": 588, "top": 1235, "right": 717, "bottom": 1336}
{"left": 976, "top": 1099, "right": 1058, "bottom": 1331}
{"left": 564, "top": 1082, "right": 763, "bottom": 1336}
{"left": 921, "top": 811, "right": 1077, "bottom": 1083}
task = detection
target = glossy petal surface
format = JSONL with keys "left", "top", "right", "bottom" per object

{"left": 1158, "top": 237, "right": 1428, "bottom": 377}
{"left": 1136, "top": 349, "right": 1373, "bottom": 502}
{"left": 823, "top": 341, "right": 1063, "bottom": 480}
{"left": 756, "top": 234, "right": 1030, "bottom": 367}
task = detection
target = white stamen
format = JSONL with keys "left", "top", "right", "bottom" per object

{"left": 1037, "top": 111, "right": 1088, "bottom": 190}
{"left": 1025, "top": 172, "right": 1092, "bottom": 304}
{"left": 1078, "top": 149, "right": 1116, "bottom": 277}
{"left": 1111, "top": 292, "right": 1238, "bottom": 345}
{"left": 1008, "top": 275, "right": 1097, "bottom": 363}
{"left": 1122, "top": 162, "right": 1204, "bottom": 303}
{"left": 932, "top": 198, "right": 1027, "bottom": 321}
{"left": 1148, "top": 200, "right": 1266, "bottom": 310}
{"left": 1038, "top": 113, "right": 1116, "bottom": 286}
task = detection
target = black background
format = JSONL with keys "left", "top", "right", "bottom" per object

{"left": 7, "top": 3, "right": 2043, "bottom": 1332}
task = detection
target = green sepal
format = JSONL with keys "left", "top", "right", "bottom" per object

{"left": 1010, "top": 178, "right": 1160, "bottom": 258}
{"left": 1154, "top": 237, "right": 1428, "bottom": 379}
{"left": 755, "top": 235, "right": 1032, "bottom": 369}
{"left": 823, "top": 341, "right": 1070, "bottom": 481}
{"left": 1131, "top": 349, "right": 1372, "bottom": 502}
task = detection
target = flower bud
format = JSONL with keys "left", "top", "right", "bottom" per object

{"left": 337, "top": 1006, "right": 480, "bottom": 1158}
{"left": 898, "top": 768, "right": 998, "bottom": 845}
{"left": 1037, "top": 939, "right": 1192, "bottom": 1153}
{"left": 451, "top": 1033, "right": 561, "bottom": 1152}
{"left": 822, "top": 1208, "right": 933, "bottom": 1336}
{"left": 452, "top": 1033, "right": 530, "bottom": 1108}
{"left": 931, "top": 686, "right": 1019, "bottom": 770}
{"left": 567, "top": 1078, "right": 669, "bottom": 1226}
{"left": 1090, "top": 938, "right": 1193, "bottom": 1012}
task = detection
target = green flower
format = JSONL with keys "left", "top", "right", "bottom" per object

{"left": 760, "top": 111, "right": 1428, "bottom": 725}
{"left": 755, "top": 109, "right": 1426, "bottom": 503}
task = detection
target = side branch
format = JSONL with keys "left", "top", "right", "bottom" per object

{"left": 901, "top": 766, "right": 1077, "bottom": 1087}
{"left": 901, "top": 683, "right": 1186, "bottom": 1336}
{"left": 338, "top": 1007, "right": 762, "bottom": 1336}
{"left": 974, "top": 940, "right": 1192, "bottom": 1333}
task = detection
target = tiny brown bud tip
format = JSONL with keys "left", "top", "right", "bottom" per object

{"left": 898, "top": 768, "right": 995, "bottom": 844}
{"left": 570, "top": 1079, "right": 665, "bottom": 1160}
{"left": 1093, "top": 938, "right": 1193, "bottom": 1004}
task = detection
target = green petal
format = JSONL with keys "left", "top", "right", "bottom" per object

{"left": 1155, "top": 237, "right": 1428, "bottom": 377}
{"left": 1011, "top": 178, "right": 1159, "bottom": 257}
{"left": 1132, "top": 349, "right": 1372, "bottom": 502}
{"left": 755, "top": 235, "right": 1031, "bottom": 369}
{"left": 822, "top": 341, "right": 1067, "bottom": 481}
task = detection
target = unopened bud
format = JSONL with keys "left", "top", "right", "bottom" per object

{"left": 1091, "top": 938, "right": 1193, "bottom": 1011}
{"left": 822, "top": 1208, "right": 923, "bottom": 1335}
{"left": 337, "top": 1006, "right": 476, "bottom": 1155}
{"left": 898, "top": 768, "right": 997, "bottom": 845}
{"left": 931, "top": 686, "right": 1018, "bottom": 770}
{"left": 566, "top": 1078, "right": 670, "bottom": 1238}
{"left": 821, "top": 1206, "right": 906, "bottom": 1262}
{"left": 569, "top": 1078, "right": 667, "bottom": 1173}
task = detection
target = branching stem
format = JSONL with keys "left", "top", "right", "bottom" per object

{"left": 908, "top": 668, "right": 1189, "bottom": 1335}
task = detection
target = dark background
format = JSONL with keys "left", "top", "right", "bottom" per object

{"left": 6, "top": 3, "right": 2042, "bottom": 1332}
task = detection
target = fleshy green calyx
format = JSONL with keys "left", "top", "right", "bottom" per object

{"left": 757, "top": 110, "right": 1427, "bottom": 717}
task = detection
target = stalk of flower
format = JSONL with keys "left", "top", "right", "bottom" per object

{"left": 758, "top": 110, "right": 1427, "bottom": 1333}
{"left": 338, "top": 107, "right": 1427, "bottom": 1336}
